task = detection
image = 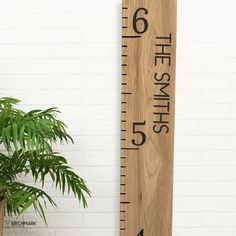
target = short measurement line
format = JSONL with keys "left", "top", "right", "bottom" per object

{"left": 122, "top": 45, "right": 127, "bottom": 48}
{"left": 122, "top": 73, "right": 127, "bottom": 76}
{"left": 122, "top": 92, "right": 132, "bottom": 95}
{"left": 122, "top": 55, "right": 127, "bottom": 57}
{"left": 121, "top": 201, "right": 130, "bottom": 204}
{"left": 122, "top": 7, "right": 128, "bottom": 9}
{"left": 122, "top": 83, "right": 127, "bottom": 85}
{"left": 122, "top": 35, "right": 141, "bottom": 38}
{"left": 121, "top": 174, "right": 126, "bottom": 177}
{"left": 122, "top": 16, "right": 128, "bottom": 19}
{"left": 120, "top": 210, "right": 126, "bottom": 212}
{"left": 120, "top": 228, "right": 125, "bottom": 231}
{"left": 121, "top": 119, "right": 127, "bottom": 122}
{"left": 120, "top": 219, "right": 126, "bottom": 221}
{"left": 122, "top": 26, "right": 128, "bottom": 29}
{"left": 121, "top": 111, "right": 127, "bottom": 113}
{"left": 121, "top": 129, "right": 127, "bottom": 132}
{"left": 121, "top": 147, "right": 139, "bottom": 150}
{"left": 122, "top": 63, "right": 128, "bottom": 66}
{"left": 121, "top": 138, "right": 126, "bottom": 141}
{"left": 121, "top": 166, "right": 126, "bottom": 168}
{"left": 121, "top": 156, "right": 126, "bottom": 159}
{"left": 120, "top": 183, "right": 126, "bottom": 186}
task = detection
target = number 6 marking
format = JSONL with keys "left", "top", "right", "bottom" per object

{"left": 133, "top": 8, "right": 149, "bottom": 34}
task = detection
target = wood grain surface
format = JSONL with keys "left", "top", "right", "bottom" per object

{"left": 120, "top": 0, "right": 177, "bottom": 235}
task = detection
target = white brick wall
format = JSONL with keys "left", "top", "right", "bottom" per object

{"left": 0, "top": 0, "right": 235, "bottom": 235}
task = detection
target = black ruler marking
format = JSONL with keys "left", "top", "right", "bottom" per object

{"left": 121, "top": 147, "right": 139, "bottom": 150}
{"left": 122, "top": 35, "right": 141, "bottom": 38}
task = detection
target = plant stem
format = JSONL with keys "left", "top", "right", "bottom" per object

{"left": 0, "top": 200, "right": 4, "bottom": 236}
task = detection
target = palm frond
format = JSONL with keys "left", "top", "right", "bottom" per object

{"left": 0, "top": 97, "right": 90, "bottom": 223}
{"left": 0, "top": 153, "right": 19, "bottom": 181}
{"left": 11, "top": 150, "right": 90, "bottom": 208}
{"left": 5, "top": 181, "right": 56, "bottom": 224}
{"left": 0, "top": 97, "right": 21, "bottom": 108}
{"left": 0, "top": 103, "right": 73, "bottom": 155}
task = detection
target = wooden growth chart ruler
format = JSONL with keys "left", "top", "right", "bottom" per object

{"left": 120, "top": 0, "right": 177, "bottom": 235}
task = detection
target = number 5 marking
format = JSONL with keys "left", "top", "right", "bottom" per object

{"left": 132, "top": 121, "right": 146, "bottom": 146}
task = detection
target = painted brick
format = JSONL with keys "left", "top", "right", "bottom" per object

{"left": 1, "top": 0, "right": 236, "bottom": 235}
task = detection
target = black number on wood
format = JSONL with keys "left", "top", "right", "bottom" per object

{"left": 137, "top": 229, "right": 144, "bottom": 236}
{"left": 133, "top": 8, "right": 149, "bottom": 34}
{"left": 132, "top": 121, "right": 146, "bottom": 146}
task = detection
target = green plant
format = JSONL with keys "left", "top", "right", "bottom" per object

{"left": 0, "top": 97, "right": 90, "bottom": 225}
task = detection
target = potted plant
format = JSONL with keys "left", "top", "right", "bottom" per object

{"left": 0, "top": 97, "right": 90, "bottom": 235}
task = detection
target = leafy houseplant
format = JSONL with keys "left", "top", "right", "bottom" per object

{"left": 0, "top": 97, "right": 90, "bottom": 235}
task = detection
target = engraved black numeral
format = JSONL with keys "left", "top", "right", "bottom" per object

{"left": 132, "top": 121, "right": 146, "bottom": 146}
{"left": 137, "top": 229, "right": 144, "bottom": 236}
{"left": 133, "top": 8, "right": 149, "bottom": 34}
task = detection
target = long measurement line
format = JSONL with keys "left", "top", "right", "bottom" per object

{"left": 121, "top": 147, "right": 139, "bottom": 150}
{"left": 122, "top": 35, "right": 141, "bottom": 38}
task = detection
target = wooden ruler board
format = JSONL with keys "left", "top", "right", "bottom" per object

{"left": 120, "top": 0, "right": 177, "bottom": 235}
